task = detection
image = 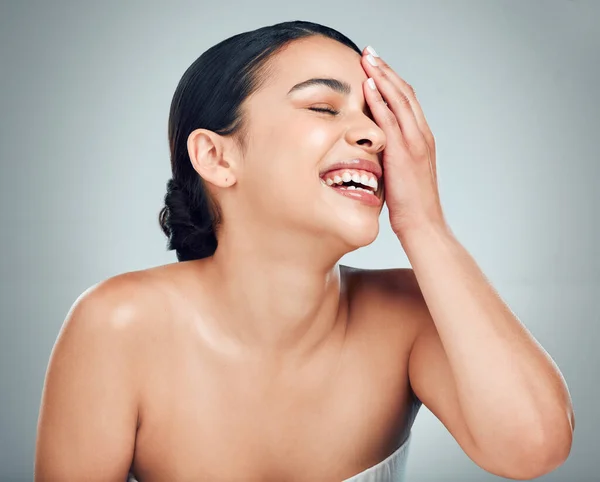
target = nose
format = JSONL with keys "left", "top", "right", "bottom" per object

{"left": 344, "top": 114, "right": 387, "bottom": 155}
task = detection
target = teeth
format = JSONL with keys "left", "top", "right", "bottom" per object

{"left": 322, "top": 169, "right": 379, "bottom": 191}
{"left": 341, "top": 186, "right": 373, "bottom": 193}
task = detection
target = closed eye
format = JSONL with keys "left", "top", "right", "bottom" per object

{"left": 308, "top": 107, "right": 339, "bottom": 115}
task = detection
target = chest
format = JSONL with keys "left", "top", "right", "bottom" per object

{"left": 135, "top": 374, "right": 410, "bottom": 482}
{"left": 131, "top": 274, "right": 419, "bottom": 481}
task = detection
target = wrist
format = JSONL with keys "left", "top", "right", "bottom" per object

{"left": 394, "top": 222, "right": 453, "bottom": 244}
{"left": 395, "top": 221, "right": 455, "bottom": 251}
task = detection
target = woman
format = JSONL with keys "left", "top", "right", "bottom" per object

{"left": 35, "top": 20, "right": 574, "bottom": 481}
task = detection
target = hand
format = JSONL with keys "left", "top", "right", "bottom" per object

{"left": 361, "top": 46, "right": 447, "bottom": 238}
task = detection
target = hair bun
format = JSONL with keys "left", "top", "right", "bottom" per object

{"left": 158, "top": 178, "right": 217, "bottom": 261}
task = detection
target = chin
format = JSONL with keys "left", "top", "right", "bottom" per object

{"left": 330, "top": 212, "right": 381, "bottom": 250}
{"left": 309, "top": 192, "right": 382, "bottom": 249}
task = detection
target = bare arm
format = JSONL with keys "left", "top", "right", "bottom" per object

{"left": 35, "top": 279, "right": 141, "bottom": 481}
{"left": 400, "top": 226, "right": 574, "bottom": 480}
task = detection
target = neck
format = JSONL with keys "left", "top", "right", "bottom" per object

{"left": 205, "top": 227, "right": 349, "bottom": 360}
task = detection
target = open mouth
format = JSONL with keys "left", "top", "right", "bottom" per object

{"left": 319, "top": 168, "right": 383, "bottom": 206}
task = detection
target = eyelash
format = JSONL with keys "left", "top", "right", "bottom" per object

{"left": 308, "top": 107, "right": 339, "bottom": 115}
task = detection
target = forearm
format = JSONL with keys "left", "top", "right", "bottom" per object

{"left": 399, "top": 224, "right": 574, "bottom": 456}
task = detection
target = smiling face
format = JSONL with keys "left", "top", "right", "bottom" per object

{"left": 226, "top": 35, "right": 387, "bottom": 251}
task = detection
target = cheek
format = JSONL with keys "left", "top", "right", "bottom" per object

{"left": 302, "top": 123, "right": 334, "bottom": 152}
{"left": 242, "top": 117, "right": 336, "bottom": 201}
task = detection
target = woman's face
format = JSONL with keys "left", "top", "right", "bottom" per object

{"left": 231, "top": 35, "right": 387, "bottom": 250}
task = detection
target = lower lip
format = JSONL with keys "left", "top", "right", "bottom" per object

{"left": 322, "top": 183, "right": 382, "bottom": 207}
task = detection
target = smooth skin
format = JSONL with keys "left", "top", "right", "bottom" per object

{"left": 35, "top": 36, "right": 574, "bottom": 481}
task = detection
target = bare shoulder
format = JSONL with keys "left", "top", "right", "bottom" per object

{"left": 342, "top": 265, "right": 428, "bottom": 419}
{"left": 344, "top": 265, "right": 420, "bottom": 295}
{"left": 54, "top": 262, "right": 189, "bottom": 370}
{"left": 35, "top": 265, "right": 181, "bottom": 480}
{"left": 65, "top": 265, "right": 171, "bottom": 335}
{"left": 343, "top": 265, "right": 431, "bottom": 339}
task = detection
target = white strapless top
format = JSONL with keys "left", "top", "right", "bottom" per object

{"left": 127, "top": 431, "right": 412, "bottom": 482}
{"left": 342, "top": 431, "right": 412, "bottom": 482}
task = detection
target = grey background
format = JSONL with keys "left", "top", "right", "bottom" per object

{"left": 0, "top": 0, "right": 597, "bottom": 480}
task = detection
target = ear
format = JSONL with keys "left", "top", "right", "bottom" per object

{"left": 187, "top": 128, "right": 238, "bottom": 187}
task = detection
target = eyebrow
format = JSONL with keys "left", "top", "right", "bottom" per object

{"left": 286, "top": 77, "right": 352, "bottom": 96}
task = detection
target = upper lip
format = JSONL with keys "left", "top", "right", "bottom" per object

{"left": 319, "top": 158, "right": 383, "bottom": 180}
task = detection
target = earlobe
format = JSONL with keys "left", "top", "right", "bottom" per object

{"left": 187, "top": 128, "right": 236, "bottom": 187}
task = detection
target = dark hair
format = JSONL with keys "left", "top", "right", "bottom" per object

{"left": 158, "top": 20, "right": 362, "bottom": 262}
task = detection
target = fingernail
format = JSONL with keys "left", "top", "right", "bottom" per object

{"left": 367, "top": 78, "right": 376, "bottom": 90}
{"left": 366, "top": 45, "right": 379, "bottom": 57}
{"left": 367, "top": 54, "right": 378, "bottom": 66}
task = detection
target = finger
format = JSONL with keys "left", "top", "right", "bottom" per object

{"left": 361, "top": 53, "right": 427, "bottom": 156}
{"left": 386, "top": 67, "right": 437, "bottom": 183}
{"left": 362, "top": 47, "right": 435, "bottom": 154}
{"left": 363, "top": 77, "right": 409, "bottom": 161}
{"left": 362, "top": 47, "right": 437, "bottom": 185}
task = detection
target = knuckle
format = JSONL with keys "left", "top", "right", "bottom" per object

{"left": 398, "top": 92, "right": 411, "bottom": 106}
{"left": 425, "top": 131, "right": 436, "bottom": 147}
{"left": 411, "top": 141, "right": 429, "bottom": 158}
{"left": 381, "top": 110, "right": 398, "bottom": 128}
